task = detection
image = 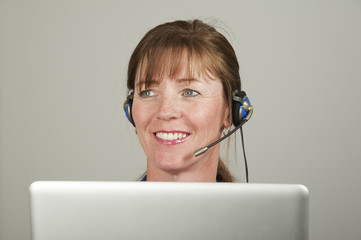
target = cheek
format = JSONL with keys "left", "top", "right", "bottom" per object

{"left": 131, "top": 102, "right": 154, "bottom": 149}
{"left": 132, "top": 101, "right": 152, "bottom": 128}
{"left": 190, "top": 101, "right": 226, "bottom": 131}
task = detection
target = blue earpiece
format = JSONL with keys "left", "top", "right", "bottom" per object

{"left": 123, "top": 91, "right": 135, "bottom": 126}
{"left": 232, "top": 90, "right": 253, "bottom": 126}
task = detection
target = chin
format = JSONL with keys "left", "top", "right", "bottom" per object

{"left": 152, "top": 152, "right": 194, "bottom": 172}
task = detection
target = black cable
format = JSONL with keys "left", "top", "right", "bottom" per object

{"left": 239, "top": 126, "right": 249, "bottom": 183}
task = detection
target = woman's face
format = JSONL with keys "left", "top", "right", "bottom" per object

{"left": 132, "top": 61, "right": 229, "bottom": 175}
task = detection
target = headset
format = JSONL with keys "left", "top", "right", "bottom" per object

{"left": 123, "top": 91, "right": 135, "bottom": 127}
{"left": 123, "top": 89, "right": 253, "bottom": 182}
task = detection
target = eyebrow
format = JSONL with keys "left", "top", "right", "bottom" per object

{"left": 136, "top": 77, "right": 200, "bottom": 88}
{"left": 176, "top": 78, "right": 201, "bottom": 84}
{"left": 135, "top": 79, "right": 159, "bottom": 88}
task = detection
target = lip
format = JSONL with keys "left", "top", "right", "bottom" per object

{"left": 153, "top": 130, "right": 190, "bottom": 145}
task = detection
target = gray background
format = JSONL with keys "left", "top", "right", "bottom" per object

{"left": 1, "top": 0, "right": 360, "bottom": 239}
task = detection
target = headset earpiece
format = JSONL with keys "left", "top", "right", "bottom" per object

{"left": 232, "top": 90, "right": 253, "bottom": 126}
{"left": 123, "top": 91, "right": 135, "bottom": 127}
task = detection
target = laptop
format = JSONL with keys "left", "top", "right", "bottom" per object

{"left": 29, "top": 181, "right": 309, "bottom": 240}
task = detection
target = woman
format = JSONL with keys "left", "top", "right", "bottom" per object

{"left": 124, "top": 19, "right": 246, "bottom": 182}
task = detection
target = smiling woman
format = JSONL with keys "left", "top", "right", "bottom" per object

{"left": 124, "top": 19, "right": 243, "bottom": 182}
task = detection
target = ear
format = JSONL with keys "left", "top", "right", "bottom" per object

{"left": 222, "top": 105, "right": 231, "bottom": 129}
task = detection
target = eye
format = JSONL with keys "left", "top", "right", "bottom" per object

{"left": 139, "top": 90, "right": 155, "bottom": 98}
{"left": 183, "top": 89, "right": 200, "bottom": 97}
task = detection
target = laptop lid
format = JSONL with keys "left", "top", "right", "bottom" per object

{"left": 30, "top": 181, "right": 309, "bottom": 240}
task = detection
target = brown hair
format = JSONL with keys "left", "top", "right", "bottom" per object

{"left": 128, "top": 19, "right": 241, "bottom": 182}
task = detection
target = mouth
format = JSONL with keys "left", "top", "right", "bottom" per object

{"left": 154, "top": 131, "right": 190, "bottom": 144}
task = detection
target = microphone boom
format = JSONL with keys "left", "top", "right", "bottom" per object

{"left": 194, "top": 120, "right": 248, "bottom": 157}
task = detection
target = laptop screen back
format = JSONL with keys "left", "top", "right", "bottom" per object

{"left": 30, "top": 181, "right": 309, "bottom": 240}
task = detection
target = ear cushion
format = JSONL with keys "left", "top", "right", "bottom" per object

{"left": 123, "top": 92, "right": 135, "bottom": 127}
{"left": 232, "top": 90, "right": 251, "bottom": 126}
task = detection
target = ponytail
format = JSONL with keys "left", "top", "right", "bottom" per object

{"left": 216, "top": 159, "right": 235, "bottom": 182}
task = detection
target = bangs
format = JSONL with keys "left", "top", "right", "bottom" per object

{"left": 135, "top": 46, "right": 217, "bottom": 91}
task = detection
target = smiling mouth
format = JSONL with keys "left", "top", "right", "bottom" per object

{"left": 155, "top": 132, "right": 189, "bottom": 141}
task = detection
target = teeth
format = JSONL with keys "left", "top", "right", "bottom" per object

{"left": 156, "top": 132, "right": 188, "bottom": 140}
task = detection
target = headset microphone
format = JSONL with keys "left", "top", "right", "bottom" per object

{"left": 194, "top": 119, "right": 249, "bottom": 157}
{"left": 194, "top": 90, "right": 253, "bottom": 157}
{"left": 193, "top": 90, "right": 253, "bottom": 183}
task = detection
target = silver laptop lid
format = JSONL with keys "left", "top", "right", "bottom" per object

{"left": 30, "top": 181, "right": 309, "bottom": 240}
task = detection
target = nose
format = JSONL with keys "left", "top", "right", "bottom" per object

{"left": 156, "top": 95, "right": 182, "bottom": 121}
